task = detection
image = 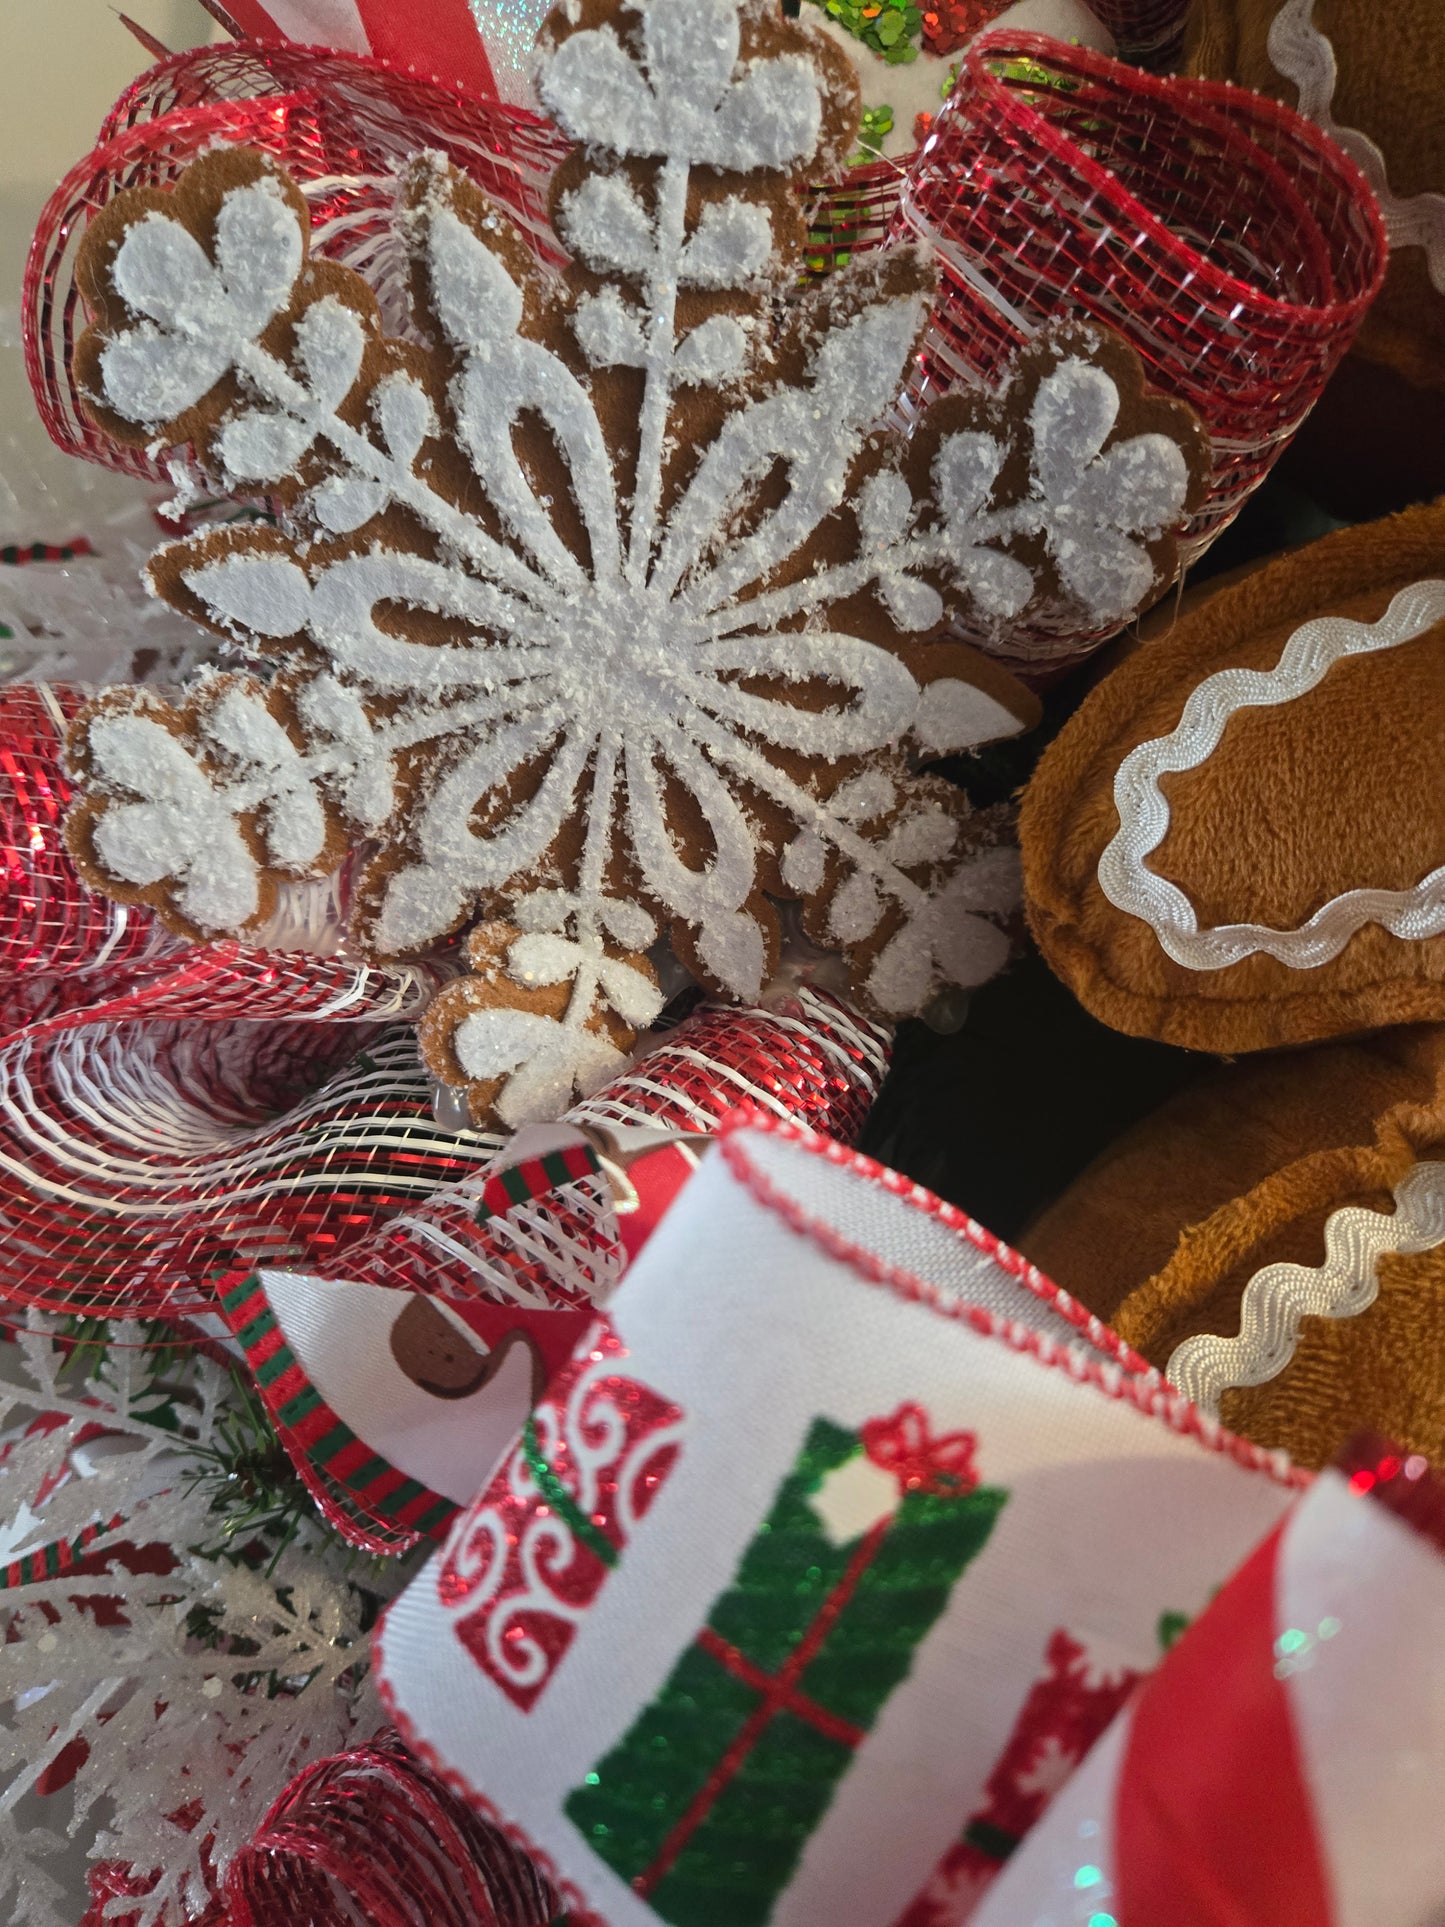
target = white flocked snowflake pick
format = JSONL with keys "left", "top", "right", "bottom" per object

{"left": 63, "top": 0, "right": 1208, "bottom": 1127}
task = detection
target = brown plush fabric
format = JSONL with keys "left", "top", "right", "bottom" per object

{"left": 1186, "top": 0, "right": 1445, "bottom": 391}
{"left": 1020, "top": 499, "right": 1445, "bottom": 1053}
{"left": 1020, "top": 1025, "right": 1445, "bottom": 1469}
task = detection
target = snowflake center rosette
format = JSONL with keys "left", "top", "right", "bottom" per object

{"left": 60, "top": 0, "right": 1206, "bottom": 1127}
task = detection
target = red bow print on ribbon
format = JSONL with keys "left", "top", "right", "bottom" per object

{"left": 861, "top": 1403, "right": 980, "bottom": 1498}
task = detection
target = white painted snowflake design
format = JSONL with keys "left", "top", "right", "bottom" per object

{"left": 64, "top": 0, "right": 1205, "bottom": 1126}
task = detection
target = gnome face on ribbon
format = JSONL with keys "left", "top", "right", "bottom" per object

{"left": 389, "top": 1294, "right": 547, "bottom": 1404}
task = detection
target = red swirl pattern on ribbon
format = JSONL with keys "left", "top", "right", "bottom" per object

{"left": 436, "top": 1318, "right": 684, "bottom": 1711}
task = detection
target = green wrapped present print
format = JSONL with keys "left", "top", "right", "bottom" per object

{"left": 565, "top": 1403, "right": 1008, "bottom": 1925}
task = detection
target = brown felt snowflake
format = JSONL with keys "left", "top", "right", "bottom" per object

{"left": 63, "top": 0, "right": 1206, "bottom": 1124}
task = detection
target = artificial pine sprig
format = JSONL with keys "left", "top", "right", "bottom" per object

{"left": 181, "top": 1368, "right": 318, "bottom": 1573}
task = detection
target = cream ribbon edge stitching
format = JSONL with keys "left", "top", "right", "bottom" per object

{"left": 1168, "top": 1160, "right": 1445, "bottom": 1414}
{"left": 1096, "top": 577, "right": 1445, "bottom": 969}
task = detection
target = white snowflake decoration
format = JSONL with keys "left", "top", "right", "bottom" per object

{"left": 0, "top": 1322, "right": 402, "bottom": 1927}
{"left": 64, "top": 0, "right": 1203, "bottom": 1126}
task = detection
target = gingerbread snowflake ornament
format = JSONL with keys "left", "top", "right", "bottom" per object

{"left": 63, "top": 0, "right": 1207, "bottom": 1127}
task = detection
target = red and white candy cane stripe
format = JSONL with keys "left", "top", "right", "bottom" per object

{"left": 217, "top": 0, "right": 498, "bottom": 96}
{"left": 969, "top": 1444, "right": 1445, "bottom": 1927}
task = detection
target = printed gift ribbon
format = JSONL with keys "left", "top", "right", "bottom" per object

{"left": 967, "top": 1440, "right": 1445, "bottom": 1927}
{"left": 220, "top": 1116, "right": 758, "bottom": 1554}
{"left": 373, "top": 1110, "right": 1306, "bottom": 1927}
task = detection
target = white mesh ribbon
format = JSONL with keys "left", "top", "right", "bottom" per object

{"left": 376, "top": 1114, "right": 1304, "bottom": 1927}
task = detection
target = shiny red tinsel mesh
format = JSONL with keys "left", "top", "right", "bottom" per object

{"left": 570, "top": 989, "right": 892, "bottom": 1145}
{"left": 0, "top": 680, "right": 483, "bottom": 1319}
{"left": 305, "top": 991, "right": 891, "bottom": 1308}
{"left": 115, "top": 1732, "right": 562, "bottom": 1927}
{"left": 0, "top": 677, "right": 888, "bottom": 1322}
{"left": 308, "top": 1155, "right": 621, "bottom": 1308}
{"left": 24, "top": 41, "right": 571, "bottom": 483}
{"left": 0, "top": 1019, "right": 493, "bottom": 1319}
{"left": 0, "top": 683, "right": 165, "bottom": 980}
{"left": 0, "top": 987, "right": 887, "bottom": 1322}
{"left": 225, "top": 1733, "right": 561, "bottom": 1927}
{"left": 804, "top": 158, "right": 909, "bottom": 278}
{"left": 893, "top": 33, "right": 1386, "bottom": 574}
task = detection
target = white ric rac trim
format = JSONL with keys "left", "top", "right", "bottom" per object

{"left": 1168, "top": 1160, "right": 1445, "bottom": 1414}
{"left": 1097, "top": 578, "right": 1445, "bottom": 969}
{"left": 1269, "top": 0, "right": 1445, "bottom": 293}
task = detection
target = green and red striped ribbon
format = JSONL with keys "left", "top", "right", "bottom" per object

{"left": 1, "top": 1509, "right": 127, "bottom": 1591}
{"left": 221, "top": 1274, "right": 459, "bottom": 1551}
{"left": 471, "top": 1143, "right": 601, "bottom": 1227}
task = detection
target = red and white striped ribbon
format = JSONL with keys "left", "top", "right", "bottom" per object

{"left": 218, "top": 0, "right": 500, "bottom": 96}
{"left": 969, "top": 1448, "right": 1445, "bottom": 1927}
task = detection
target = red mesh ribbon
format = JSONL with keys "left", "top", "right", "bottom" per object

{"left": 0, "top": 676, "right": 887, "bottom": 1322}
{"left": 0, "top": 684, "right": 163, "bottom": 983}
{"left": 891, "top": 35, "right": 1386, "bottom": 625}
{"left": 569, "top": 992, "right": 890, "bottom": 1147}
{"left": 804, "top": 159, "right": 908, "bottom": 278}
{"left": 281, "top": 990, "right": 890, "bottom": 1312}
{"left": 0, "top": 682, "right": 465, "bottom": 1319}
{"left": 0, "top": 993, "right": 888, "bottom": 1324}
{"left": 23, "top": 40, "right": 570, "bottom": 482}
{"left": 226, "top": 1732, "right": 557, "bottom": 1927}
